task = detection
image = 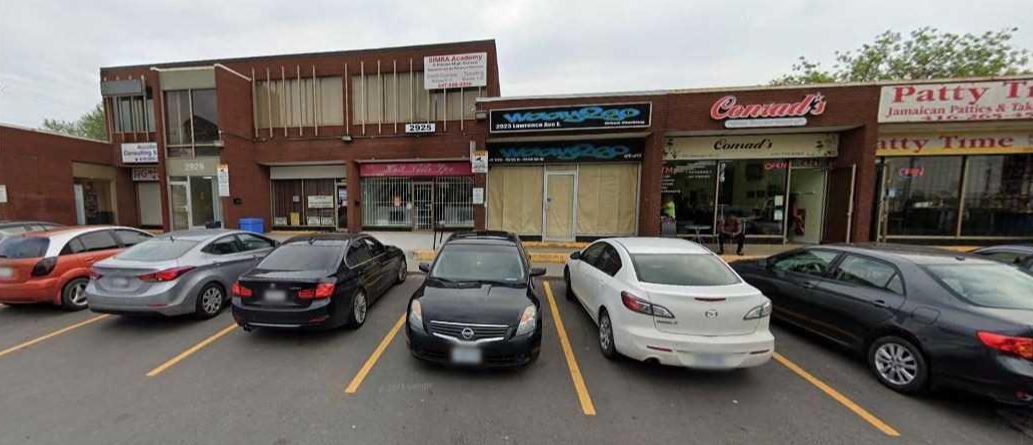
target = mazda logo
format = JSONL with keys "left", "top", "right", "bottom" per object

{"left": 461, "top": 327, "right": 475, "bottom": 340}
{"left": 705, "top": 309, "right": 719, "bottom": 318}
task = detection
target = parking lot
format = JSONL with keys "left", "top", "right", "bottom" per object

{"left": 0, "top": 276, "right": 1029, "bottom": 445}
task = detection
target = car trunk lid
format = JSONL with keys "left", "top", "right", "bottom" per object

{"left": 0, "top": 258, "right": 43, "bottom": 284}
{"left": 91, "top": 258, "right": 179, "bottom": 294}
{"left": 238, "top": 269, "right": 333, "bottom": 308}
{"left": 639, "top": 282, "right": 765, "bottom": 336}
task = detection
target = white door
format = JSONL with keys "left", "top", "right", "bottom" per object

{"left": 137, "top": 182, "right": 162, "bottom": 226}
{"left": 544, "top": 173, "right": 576, "bottom": 241}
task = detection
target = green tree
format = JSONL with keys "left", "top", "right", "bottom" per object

{"left": 41, "top": 103, "right": 108, "bottom": 141}
{"left": 771, "top": 27, "right": 1031, "bottom": 85}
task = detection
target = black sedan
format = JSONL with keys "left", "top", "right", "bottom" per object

{"left": 406, "top": 231, "right": 545, "bottom": 367}
{"left": 731, "top": 244, "right": 1033, "bottom": 405}
{"left": 971, "top": 244, "right": 1033, "bottom": 273}
{"left": 232, "top": 233, "right": 406, "bottom": 330}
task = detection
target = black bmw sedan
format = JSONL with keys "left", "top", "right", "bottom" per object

{"left": 731, "top": 244, "right": 1033, "bottom": 405}
{"left": 232, "top": 233, "right": 406, "bottom": 330}
{"left": 406, "top": 231, "right": 545, "bottom": 367}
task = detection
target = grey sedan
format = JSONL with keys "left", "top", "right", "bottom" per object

{"left": 86, "top": 229, "right": 277, "bottom": 318}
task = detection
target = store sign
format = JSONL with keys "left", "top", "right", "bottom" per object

{"left": 877, "top": 131, "right": 1033, "bottom": 156}
{"left": 217, "top": 164, "right": 230, "bottom": 197}
{"left": 488, "top": 139, "right": 645, "bottom": 164}
{"left": 489, "top": 103, "right": 651, "bottom": 133}
{"left": 710, "top": 94, "right": 826, "bottom": 128}
{"left": 131, "top": 167, "right": 160, "bottom": 181}
{"left": 472, "top": 187, "right": 484, "bottom": 204}
{"left": 307, "top": 195, "right": 334, "bottom": 209}
{"left": 665, "top": 133, "right": 838, "bottom": 160}
{"left": 121, "top": 142, "right": 159, "bottom": 164}
{"left": 471, "top": 150, "right": 489, "bottom": 173}
{"left": 359, "top": 162, "right": 473, "bottom": 177}
{"left": 878, "top": 79, "right": 1033, "bottom": 123}
{"left": 405, "top": 123, "right": 436, "bottom": 134}
{"left": 424, "top": 52, "right": 488, "bottom": 89}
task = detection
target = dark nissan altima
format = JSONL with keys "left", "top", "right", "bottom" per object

{"left": 731, "top": 244, "right": 1033, "bottom": 405}
{"left": 232, "top": 233, "right": 406, "bottom": 331}
{"left": 406, "top": 231, "right": 545, "bottom": 367}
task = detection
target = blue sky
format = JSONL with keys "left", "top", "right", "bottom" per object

{"left": 1, "top": 0, "right": 1030, "bottom": 127}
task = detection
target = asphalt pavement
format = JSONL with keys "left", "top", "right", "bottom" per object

{"left": 0, "top": 277, "right": 1029, "bottom": 445}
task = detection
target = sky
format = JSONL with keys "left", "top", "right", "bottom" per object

{"left": 1, "top": 0, "right": 1031, "bottom": 128}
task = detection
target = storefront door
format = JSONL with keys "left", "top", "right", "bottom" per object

{"left": 787, "top": 167, "right": 827, "bottom": 244}
{"left": 169, "top": 177, "right": 220, "bottom": 230}
{"left": 544, "top": 173, "right": 575, "bottom": 241}
{"left": 337, "top": 185, "right": 348, "bottom": 230}
{"left": 413, "top": 182, "right": 434, "bottom": 230}
{"left": 169, "top": 181, "right": 190, "bottom": 230}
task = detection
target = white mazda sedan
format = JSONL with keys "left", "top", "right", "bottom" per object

{"left": 563, "top": 238, "right": 774, "bottom": 369}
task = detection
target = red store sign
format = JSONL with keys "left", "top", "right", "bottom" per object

{"left": 359, "top": 162, "right": 472, "bottom": 177}
{"left": 710, "top": 93, "right": 827, "bottom": 129}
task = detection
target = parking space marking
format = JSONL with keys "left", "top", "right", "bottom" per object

{"left": 146, "top": 323, "right": 238, "bottom": 377}
{"left": 345, "top": 313, "right": 406, "bottom": 395}
{"left": 774, "top": 352, "right": 900, "bottom": 437}
{"left": 0, "top": 314, "right": 109, "bottom": 359}
{"left": 543, "top": 281, "right": 596, "bottom": 416}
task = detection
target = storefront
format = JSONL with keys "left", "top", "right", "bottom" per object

{"left": 663, "top": 133, "right": 839, "bottom": 244}
{"left": 72, "top": 162, "right": 119, "bottom": 225}
{"left": 359, "top": 162, "right": 475, "bottom": 231}
{"left": 166, "top": 157, "right": 223, "bottom": 230}
{"left": 268, "top": 164, "right": 347, "bottom": 230}
{"left": 874, "top": 79, "right": 1033, "bottom": 242}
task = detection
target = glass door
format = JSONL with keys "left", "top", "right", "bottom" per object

{"left": 413, "top": 182, "right": 434, "bottom": 231}
{"left": 787, "top": 167, "right": 828, "bottom": 244}
{"left": 189, "top": 176, "right": 217, "bottom": 228}
{"left": 169, "top": 180, "right": 191, "bottom": 230}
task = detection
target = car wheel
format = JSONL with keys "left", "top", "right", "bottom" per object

{"left": 598, "top": 309, "right": 619, "bottom": 360}
{"left": 396, "top": 259, "right": 407, "bottom": 284}
{"left": 60, "top": 278, "right": 90, "bottom": 311}
{"left": 346, "top": 290, "right": 368, "bottom": 329}
{"left": 194, "top": 283, "right": 225, "bottom": 319}
{"left": 868, "top": 336, "right": 928, "bottom": 394}
{"left": 563, "top": 267, "right": 574, "bottom": 301}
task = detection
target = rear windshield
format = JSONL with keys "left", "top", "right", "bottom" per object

{"left": 431, "top": 244, "right": 525, "bottom": 283}
{"left": 258, "top": 244, "right": 343, "bottom": 271}
{"left": 0, "top": 237, "right": 50, "bottom": 259}
{"left": 116, "top": 238, "right": 197, "bottom": 261}
{"left": 925, "top": 264, "right": 1033, "bottom": 310}
{"left": 631, "top": 253, "right": 740, "bottom": 286}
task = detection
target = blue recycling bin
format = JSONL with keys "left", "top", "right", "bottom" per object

{"left": 239, "top": 218, "right": 264, "bottom": 234}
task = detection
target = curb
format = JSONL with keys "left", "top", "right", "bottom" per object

{"left": 414, "top": 249, "right": 764, "bottom": 265}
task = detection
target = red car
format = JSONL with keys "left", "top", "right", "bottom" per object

{"left": 0, "top": 226, "right": 153, "bottom": 310}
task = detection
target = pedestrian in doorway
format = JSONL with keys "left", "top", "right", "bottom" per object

{"left": 718, "top": 212, "right": 745, "bottom": 256}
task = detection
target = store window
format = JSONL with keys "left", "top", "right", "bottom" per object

{"left": 884, "top": 156, "right": 963, "bottom": 236}
{"left": 361, "top": 176, "right": 474, "bottom": 230}
{"left": 662, "top": 161, "right": 718, "bottom": 236}
{"left": 961, "top": 155, "right": 1033, "bottom": 237}
{"left": 271, "top": 179, "right": 337, "bottom": 228}
{"left": 717, "top": 160, "right": 787, "bottom": 236}
{"left": 576, "top": 164, "right": 639, "bottom": 236}
{"left": 487, "top": 166, "right": 544, "bottom": 235}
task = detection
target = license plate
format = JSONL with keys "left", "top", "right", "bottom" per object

{"left": 450, "top": 347, "right": 482, "bottom": 365}
{"left": 111, "top": 277, "right": 129, "bottom": 287}
{"left": 0, "top": 268, "right": 12, "bottom": 278}
{"left": 696, "top": 353, "right": 727, "bottom": 367}
{"left": 264, "top": 290, "right": 286, "bottom": 302}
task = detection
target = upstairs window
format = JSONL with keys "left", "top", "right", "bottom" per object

{"left": 112, "top": 92, "right": 155, "bottom": 134}
{"left": 165, "top": 89, "right": 220, "bottom": 157}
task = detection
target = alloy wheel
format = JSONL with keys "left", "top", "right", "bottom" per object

{"left": 599, "top": 314, "right": 613, "bottom": 352}
{"left": 398, "top": 261, "right": 407, "bottom": 282}
{"left": 70, "top": 282, "right": 88, "bottom": 307}
{"left": 201, "top": 287, "right": 223, "bottom": 314}
{"left": 354, "top": 292, "right": 368, "bottom": 324}
{"left": 874, "top": 342, "right": 918, "bottom": 386}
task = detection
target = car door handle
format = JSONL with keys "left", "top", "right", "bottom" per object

{"left": 800, "top": 280, "right": 817, "bottom": 289}
{"left": 212, "top": 261, "right": 222, "bottom": 267}
{"left": 872, "top": 300, "right": 890, "bottom": 309}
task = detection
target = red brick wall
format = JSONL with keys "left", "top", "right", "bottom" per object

{"left": 0, "top": 125, "right": 131, "bottom": 225}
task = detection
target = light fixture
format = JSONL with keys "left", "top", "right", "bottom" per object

{"left": 341, "top": 135, "right": 353, "bottom": 143}
{"left": 474, "top": 110, "right": 487, "bottom": 120}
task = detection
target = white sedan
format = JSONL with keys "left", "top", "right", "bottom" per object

{"left": 563, "top": 238, "right": 774, "bottom": 369}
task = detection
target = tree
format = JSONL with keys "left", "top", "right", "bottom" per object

{"left": 41, "top": 103, "right": 108, "bottom": 141}
{"left": 771, "top": 27, "right": 1031, "bottom": 85}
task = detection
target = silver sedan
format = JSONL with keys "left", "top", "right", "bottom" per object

{"left": 86, "top": 229, "right": 277, "bottom": 318}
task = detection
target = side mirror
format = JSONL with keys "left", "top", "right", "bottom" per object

{"left": 530, "top": 267, "right": 547, "bottom": 277}
{"left": 418, "top": 262, "right": 431, "bottom": 273}
{"left": 569, "top": 251, "right": 581, "bottom": 261}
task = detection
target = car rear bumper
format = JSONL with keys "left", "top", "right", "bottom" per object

{"left": 86, "top": 282, "right": 193, "bottom": 317}
{"left": 615, "top": 323, "right": 775, "bottom": 369}
{"left": 939, "top": 355, "right": 1033, "bottom": 406}
{"left": 231, "top": 297, "right": 338, "bottom": 329}
{"left": 0, "top": 279, "right": 61, "bottom": 304}
{"left": 406, "top": 321, "right": 541, "bottom": 367}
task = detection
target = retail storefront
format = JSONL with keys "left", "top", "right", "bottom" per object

{"left": 663, "top": 133, "right": 839, "bottom": 244}
{"left": 874, "top": 78, "right": 1033, "bottom": 242}
{"left": 359, "top": 162, "right": 475, "bottom": 231}
{"left": 485, "top": 102, "right": 651, "bottom": 240}
{"left": 268, "top": 164, "right": 347, "bottom": 230}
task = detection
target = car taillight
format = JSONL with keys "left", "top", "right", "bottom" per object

{"left": 30, "top": 257, "right": 58, "bottom": 277}
{"left": 298, "top": 283, "right": 335, "bottom": 300}
{"left": 978, "top": 332, "right": 1033, "bottom": 360}
{"left": 232, "top": 281, "right": 253, "bottom": 298}
{"left": 138, "top": 266, "right": 195, "bottom": 282}
{"left": 620, "top": 291, "right": 675, "bottom": 318}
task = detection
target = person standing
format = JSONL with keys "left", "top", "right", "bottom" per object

{"left": 718, "top": 212, "right": 745, "bottom": 255}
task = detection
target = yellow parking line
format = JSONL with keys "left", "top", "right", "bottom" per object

{"left": 345, "top": 313, "right": 406, "bottom": 394}
{"left": 146, "top": 323, "right": 237, "bottom": 377}
{"left": 0, "top": 314, "right": 109, "bottom": 359}
{"left": 543, "top": 281, "right": 596, "bottom": 416}
{"left": 774, "top": 352, "right": 900, "bottom": 437}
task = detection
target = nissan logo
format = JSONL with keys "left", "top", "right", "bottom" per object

{"left": 705, "top": 309, "right": 719, "bottom": 319}
{"left": 461, "top": 327, "right": 475, "bottom": 340}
